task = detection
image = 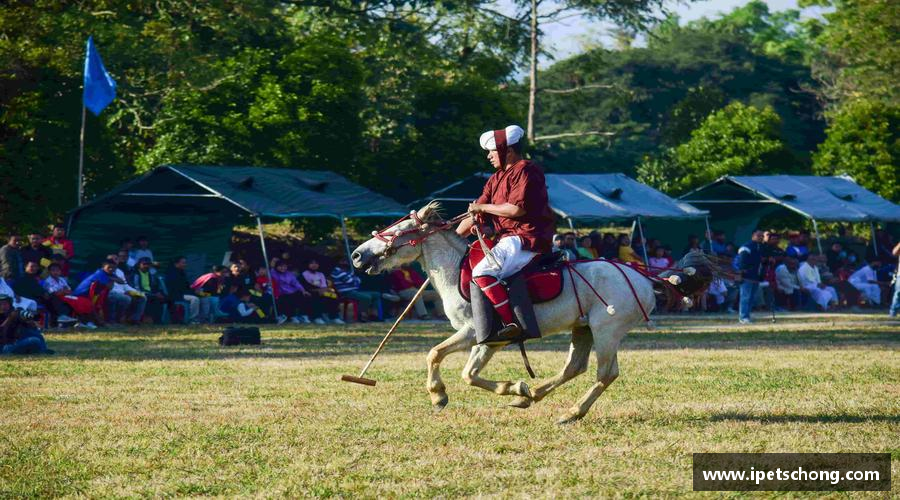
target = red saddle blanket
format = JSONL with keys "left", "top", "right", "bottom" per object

{"left": 458, "top": 241, "right": 564, "bottom": 303}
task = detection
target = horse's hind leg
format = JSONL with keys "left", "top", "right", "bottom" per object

{"left": 508, "top": 325, "right": 593, "bottom": 409}
{"left": 427, "top": 325, "right": 476, "bottom": 411}
{"left": 461, "top": 344, "right": 532, "bottom": 399}
{"left": 557, "top": 323, "right": 625, "bottom": 424}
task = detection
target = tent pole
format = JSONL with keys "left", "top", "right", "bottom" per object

{"left": 636, "top": 216, "right": 649, "bottom": 267}
{"left": 256, "top": 217, "right": 279, "bottom": 319}
{"left": 567, "top": 218, "right": 575, "bottom": 230}
{"left": 811, "top": 218, "right": 823, "bottom": 255}
{"left": 704, "top": 216, "right": 715, "bottom": 255}
{"left": 340, "top": 216, "right": 354, "bottom": 270}
{"left": 870, "top": 222, "right": 879, "bottom": 257}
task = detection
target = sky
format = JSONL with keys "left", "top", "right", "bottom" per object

{"left": 494, "top": 0, "right": 821, "bottom": 67}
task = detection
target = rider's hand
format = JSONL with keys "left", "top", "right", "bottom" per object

{"left": 468, "top": 202, "right": 484, "bottom": 214}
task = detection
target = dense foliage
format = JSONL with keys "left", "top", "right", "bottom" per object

{"left": 0, "top": 0, "right": 897, "bottom": 234}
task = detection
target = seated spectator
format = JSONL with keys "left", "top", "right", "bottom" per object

{"left": 226, "top": 261, "right": 254, "bottom": 296}
{"left": 786, "top": 232, "right": 809, "bottom": 260}
{"left": 73, "top": 259, "right": 119, "bottom": 298}
{"left": 682, "top": 234, "right": 701, "bottom": 257}
{"left": 165, "top": 257, "right": 200, "bottom": 323}
{"left": 600, "top": 233, "right": 618, "bottom": 260}
{"left": 130, "top": 257, "right": 168, "bottom": 323}
{"left": 706, "top": 278, "right": 728, "bottom": 310}
{"left": 825, "top": 242, "right": 848, "bottom": 274}
{"left": 552, "top": 234, "right": 577, "bottom": 261}
{"left": 42, "top": 263, "right": 98, "bottom": 329}
{"left": 710, "top": 230, "right": 728, "bottom": 256}
{"left": 14, "top": 261, "right": 77, "bottom": 325}
{"left": 43, "top": 225, "right": 74, "bottom": 276}
{"left": 128, "top": 236, "right": 154, "bottom": 269}
{"left": 302, "top": 259, "right": 343, "bottom": 325}
{"left": 21, "top": 233, "right": 51, "bottom": 272}
{"left": 191, "top": 265, "right": 231, "bottom": 323}
{"left": 107, "top": 253, "right": 146, "bottom": 324}
{"left": 589, "top": 231, "right": 603, "bottom": 258}
{"left": 270, "top": 259, "right": 315, "bottom": 324}
{"left": 0, "top": 295, "right": 52, "bottom": 355}
{"left": 775, "top": 257, "right": 803, "bottom": 309}
{"left": 849, "top": 258, "right": 884, "bottom": 307}
{"left": 576, "top": 235, "right": 596, "bottom": 259}
{"left": 797, "top": 254, "right": 838, "bottom": 311}
{"left": 235, "top": 291, "right": 266, "bottom": 323}
{"left": 389, "top": 263, "right": 444, "bottom": 320}
{"left": 617, "top": 234, "right": 642, "bottom": 265}
{"left": 0, "top": 275, "right": 37, "bottom": 313}
{"left": 331, "top": 257, "right": 388, "bottom": 322}
{"left": 0, "top": 234, "right": 23, "bottom": 281}
{"left": 250, "top": 266, "right": 276, "bottom": 318}
{"left": 648, "top": 246, "right": 673, "bottom": 274}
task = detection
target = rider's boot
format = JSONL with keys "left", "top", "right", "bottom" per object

{"left": 472, "top": 275, "right": 522, "bottom": 345}
{"left": 506, "top": 273, "right": 541, "bottom": 341}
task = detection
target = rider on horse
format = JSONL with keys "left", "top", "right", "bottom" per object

{"left": 455, "top": 125, "right": 556, "bottom": 345}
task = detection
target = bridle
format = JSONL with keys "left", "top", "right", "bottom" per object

{"left": 371, "top": 210, "right": 468, "bottom": 255}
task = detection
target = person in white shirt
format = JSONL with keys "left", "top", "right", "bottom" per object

{"left": 775, "top": 257, "right": 803, "bottom": 308}
{"left": 797, "top": 254, "right": 838, "bottom": 310}
{"left": 127, "top": 236, "right": 154, "bottom": 270}
{"left": 108, "top": 253, "right": 146, "bottom": 324}
{"left": 849, "top": 259, "right": 882, "bottom": 305}
{"left": 0, "top": 276, "right": 37, "bottom": 312}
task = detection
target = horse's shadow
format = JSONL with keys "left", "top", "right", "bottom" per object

{"left": 709, "top": 412, "right": 900, "bottom": 424}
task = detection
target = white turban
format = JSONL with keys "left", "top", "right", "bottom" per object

{"left": 479, "top": 125, "right": 525, "bottom": 150}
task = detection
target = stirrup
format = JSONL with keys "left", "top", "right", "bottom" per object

{"left": 479, "top": 322, "right": 522, "bottom": 346}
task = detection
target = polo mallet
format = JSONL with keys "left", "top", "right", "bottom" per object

{"left": 341, "top": 277, "right": 432, "bottom": 387}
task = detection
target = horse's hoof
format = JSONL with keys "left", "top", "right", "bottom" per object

{"left": 510, "top": 381, "right": 533, "bottom": 400}
{"left": 431, "top": 394, "right": 449, "bottom": 413}
{"left": 508, "top": 396, "right": 532, "bottom": 409}
{"left": 556, "top": 413, "right": 583, "bottom": 425}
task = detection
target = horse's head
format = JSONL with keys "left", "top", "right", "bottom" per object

{"left": 351, "top": 202, "right": 448, "bottom": 275}
{"left": 658, "top": 250, "right": 734, "bottom": 297}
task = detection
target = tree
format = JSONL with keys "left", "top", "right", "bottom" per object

{"left": 812, "top": 99, "right": 899, "bottom": 201}
{"left": 638, "top": 102, "right": 797, "bottom": 194}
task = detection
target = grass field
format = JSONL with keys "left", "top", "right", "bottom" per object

{"left": 1, "top": 313, "right": 897, "bottom": 497}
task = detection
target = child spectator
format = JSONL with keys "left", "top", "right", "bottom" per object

{"left": 43, "top": 263, "right": 98, "bottom": 329}
{"left": 301, "top": 259, "right": 343, "bottom": 325}
{"left": 236, "top": 291, "right": 265, "bottom": 323}
{"left": 14, "top": 261, "right": 77, "bottom": 325}
{"left": 648, "top": 246, "right": 673, "bottom": 274}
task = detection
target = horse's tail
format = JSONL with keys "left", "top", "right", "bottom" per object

{"left": 656, "top": 251, "right": 735, "bottom": 302}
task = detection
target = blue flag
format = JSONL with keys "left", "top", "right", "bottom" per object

{"left": 83, "top": 36, "right": 117, "bottom": 116}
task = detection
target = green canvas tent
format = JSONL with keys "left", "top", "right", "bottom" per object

{"left": 67, "top": 165, "right": 408, "bottom": 279}
{"left": 679, "top": 175, "right": 900, "bottom": 253}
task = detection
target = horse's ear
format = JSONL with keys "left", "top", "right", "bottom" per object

{"left": 417, "top": 201, "right": 442, "bottom": 222}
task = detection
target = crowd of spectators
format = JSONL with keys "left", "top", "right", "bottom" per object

{"left": 1, "top": 223, "right": 897, "bottom": 354}
{"left": 551, "top": 226, "right": 900, "bottom": 322}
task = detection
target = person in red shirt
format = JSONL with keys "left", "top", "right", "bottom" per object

{"left": 455, "top": 125, "right": 555, "bottom": 345}
{"left": 388, "top": 264, "right": 444, "bottom": 319}
{"left": 43, "top": 225, "right": 74, "bottom": 276}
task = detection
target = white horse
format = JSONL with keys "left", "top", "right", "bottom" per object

{"left": 352, "top": 204, "right": 715, "bottom": 424}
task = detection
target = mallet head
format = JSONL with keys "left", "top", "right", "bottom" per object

{"left": 341, "top": 375, "right": 377, "bottom": 386}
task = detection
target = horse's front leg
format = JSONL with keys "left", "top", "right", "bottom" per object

{"left": 509, "top": 325, "right": 593, "bottom": 409}
{"left": 427, "top": 325, "right": 476, "bottom": 411}
{"left": 461, "top": 344, "right": 532, "bottom": 399}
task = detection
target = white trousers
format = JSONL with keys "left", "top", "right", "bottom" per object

{"left": 472, "top": 236, "right": 537, "bottom": 279}
{"left": 14, "top": 297, "right": 37, "bottom": 312}
{"left": 805, "top": 285, "right": 838, "bottom": 310}
{"left": 851, "top": 282, "right": 881, "bottom": 305}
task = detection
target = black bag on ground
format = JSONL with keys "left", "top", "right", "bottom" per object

{"left": 219, "top": 326, "right": 261, "bottom": 346}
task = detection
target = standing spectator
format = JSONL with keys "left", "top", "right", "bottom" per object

{"left": 775, "top": 257, "right": 803, "bottom": 309}
{"left": 165, "top": 257, "right": 200, "bottom": 323}
{"left": 301, "top": 259, "right": 343, "bottom": 325}
{"left": 798, "top": 254, "right": 838, "bottom": 311}
{"left": 682, "top": 234, "right": 702, "bottom": 257}
{"left": 760, "top": 231, "right": 785, "bottom": 312}
{"left": 43, "top": 263, "right": 98, "bottom": 329}
{"left": 785, "top": 232, "right": 809, "bottom": 260}
{"left": 0, "top": 235, "right": 24, "bottom": 281}
{"left": 107, "top": 253, "right": 147, "bottom": 324}
{"left": 710, "top": 230, "right": 728, "bottom": 256}
{"left": 270, "top": 259, "right": 314, "bottom": 324}
{"left": 130, "top": 258, "right": 168, "bottom": 322}
{"left": 43, "top": 225, "right": 74, "bottom": 276}
{"left": 735, "top": 230, "right": 764, "bottom": 324}
{"left": 21, "top": 234, "right": 51, "bottom": 270}
{"left": 191, "top": 265, "right": 231, "bottom": 323}
{"left": 14, "top": 261, "right": 76, "bottom": 325}
{"left": 617, "top": 234, "right": 642, "bottom": 265}
{"left": 389, "top": 263, "right": 444, "bottom": 320}
{"left": 128, "top": 236, "right": 154, "bottom": 269}
{"left": 849, "top": 259, "right": 883, "bottom": 307}
{"left": 0, "top": 295, "right": 53, "bottom": 355}
{"left": 889, "top": 242, "right": 900, "bottom": 318}
{"left": 576, "top": 235, "right": 596, "bottom": 259}
{"left": 331, "top": 257, "right": 386, "bottom": 322}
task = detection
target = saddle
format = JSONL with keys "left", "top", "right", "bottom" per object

{"left": 458, "top": 241, "right": 565, "bottom": 303}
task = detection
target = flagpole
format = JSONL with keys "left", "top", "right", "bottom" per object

{"left": 77, "top": 105, "right": 86, "bottom": 206}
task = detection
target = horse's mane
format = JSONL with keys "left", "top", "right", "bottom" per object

{"left": 416, "top": 201, "right": 445, "bottom": 224}
{"left": 656, "top": 250, "right": 735, "bottom": 309}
